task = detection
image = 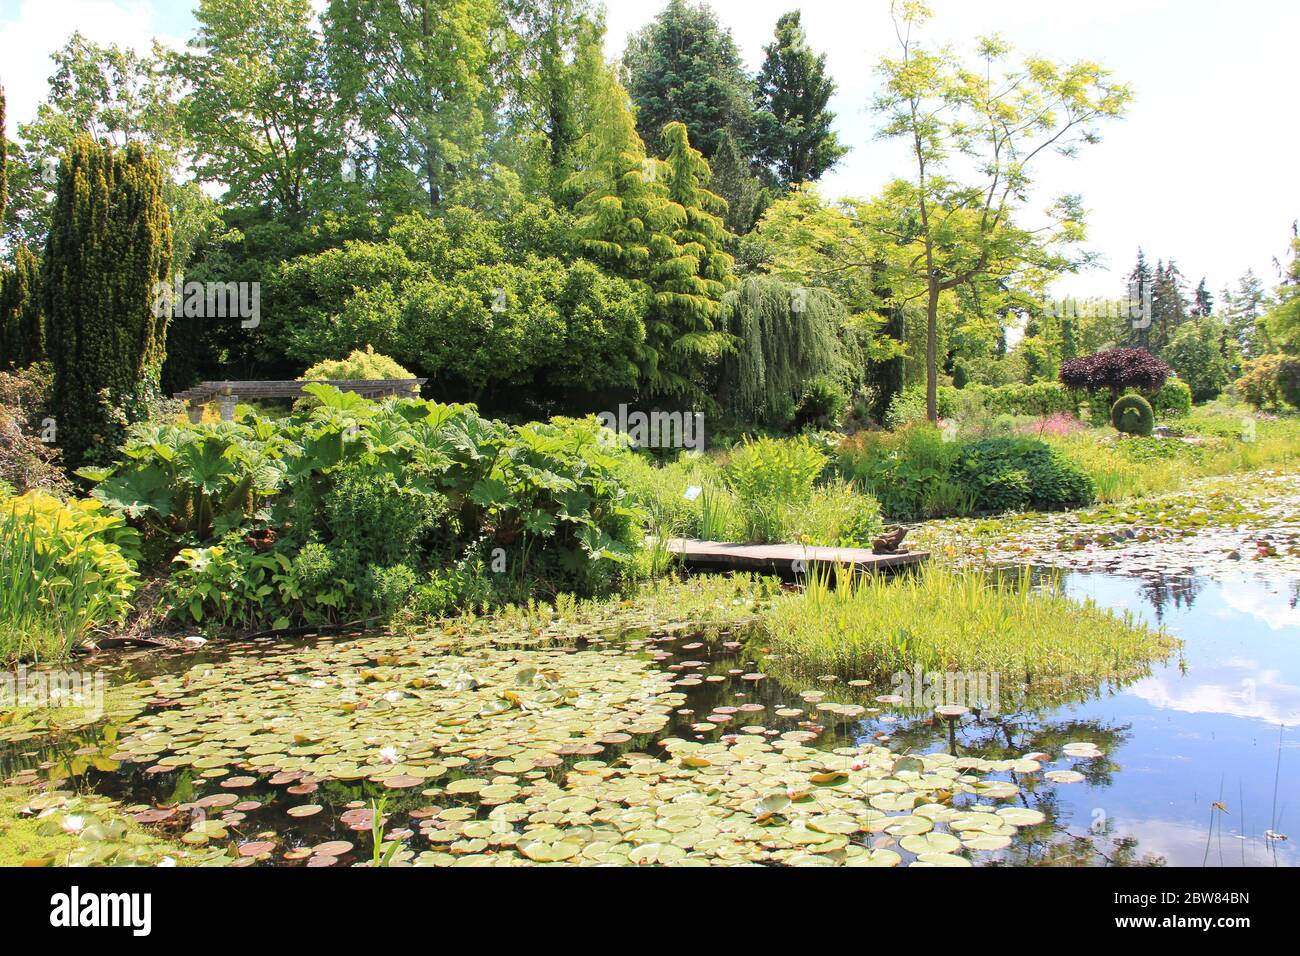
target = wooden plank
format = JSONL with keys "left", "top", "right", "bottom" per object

{"left": 664, "top": 538, "right": 928, "bottom": 574}
{"left": 174, "top": 379, "right": 427, "bottom": 403}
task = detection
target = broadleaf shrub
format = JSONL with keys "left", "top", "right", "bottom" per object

{"left": 1060, "top": 348, "right": 1171, "bottom": 398}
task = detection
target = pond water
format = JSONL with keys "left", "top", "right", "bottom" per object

{"left": 2, "top": 568, "right": 1296, "bottom": 866}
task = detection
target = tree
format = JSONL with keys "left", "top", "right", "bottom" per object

{"left": 874, "top": 2, "right": 1130, "bottom": 422}
{"left": 43, "top": 137, "right": 172, "bottom": 466}
{"left": 708, "top": 130, "right": 763, "bottom": 234}
{"left": 1125, "top": 248, "right": 1153, "bottom": 348}
{"left": 567, "top": 63, "right": 733, "bottom": 398}
{"left": 1, "top": 81, "right": 7, "bottom": 223}
{"left": 1164, "top": 316, "right": 1231, "bottom": 402}
{"left": 1149, "top": 258, "right": 1188, "bottom": 354}
{"left": 1220, "top": 268, "right": 1272, "bottom": 361}
{"left": 501, "top": 0, "right": 606, "bottom": 198}
{"left": 1059, "top": 347, "right": 1170, "bottom": 403}
{"left": 10, "top": 33, "right": 214, "bottom": 266}
{"left": 753, "top": 10, "right": 847, "bottom": 186}
{"left": 621, "top": 0, "right": 756, "bottom": 160}
{"left": 1265, "top": 224, "right": 1300, "bottom": 353}
{"left": 324, "top": 0, "right": 503, "bottom": 213}
{"left": 717, "top": 276, "right": 850, "bottom": 425}
{"left": 0, "top": 246, "right": 43, "bottom": 367}
{"left": 1191, "top": 277, "right": 1213, "bottom": 317}
{"left": 177, "top": 0, "right": 336, "bottom": 222}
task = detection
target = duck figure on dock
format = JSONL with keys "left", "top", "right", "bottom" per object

{"left": 871, "top": 525, "right": 908, "bottom": 555}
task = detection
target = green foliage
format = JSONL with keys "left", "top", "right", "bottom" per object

{"left": 299, "top": 346, "right": 418, "bottom": 388}
{"left": 718, "top": 277, "right": 849, "bottom": 427}
{"left": 621, "top": 0, "right": 756, "bottom": 160}
{"left": 766, "top": 565, "right": 1173, "bottom": 699}
{"left": 1163, "top": 317, "right": 1232, "bottom": 402}
{"left": 795, "top": 375, "right": 847, "bottom": 430}
{"left": 43, "top": 136, "right": 173, "bottom": 467}
{"left": 178, "top": 0, "right": 336, "bottom": 218}
{"left": 954, "top": 438, "right": 1094, "bottom": 512}
{"left": 753, "top": 11, "right": 847, "bottom": 186}
{"left": 90, "top": 387, "right": 643, "bottom": 629}
{"left": 1, "top": 491, "right": 140, "bottom": 661}
{"left": 1150, "top": 378, "right": 1193, "bottom": 417}
{"left": 0, "top": 246, "right": 43, "bottom": 368}
{"left": 887, "top": 381, "right": 1078, "bottom": 428}
{"left": 1111, "top": 395, "right": 1155, "bottom": 436}
{"left": 724, "top": 435, "right": 828, "bottom": 543}
{"left": 1235, "top": 353, "right": 1296, "bottom": 410}
{"left": 273, "top": 206, "right": 646, "bottom": 400}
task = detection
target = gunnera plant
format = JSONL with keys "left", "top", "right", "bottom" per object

{"left": 1110, "top": 394, "right": 1155, "bottom": 436}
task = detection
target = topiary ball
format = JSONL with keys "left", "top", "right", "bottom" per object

{"left": 1110, "top": 394, "right": 1155, "bottom": 436}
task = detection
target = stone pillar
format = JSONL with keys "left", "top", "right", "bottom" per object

{"left": 186, "top": 403, "right": 204, "bottom": 424}
{"left": 218, "top": 394, "right": 238, "bottom": 422}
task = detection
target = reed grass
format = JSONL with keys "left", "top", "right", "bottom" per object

{"left": 765, "top": 564, "right": 1176, "bottom": 699}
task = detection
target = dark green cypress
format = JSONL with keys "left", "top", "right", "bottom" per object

{"left": 43, "top": 136, "right": 172, "bottom": 466}
{"left": 0, "top": 246, "right": 42, "bottom": 367}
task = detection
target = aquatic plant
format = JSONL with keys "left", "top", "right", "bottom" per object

{"left": 764, "top": 564, "right": 1176, "bottom": 701}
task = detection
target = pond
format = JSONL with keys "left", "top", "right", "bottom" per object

{"left": 2, "top": 568, "right": 1295, "bottom": 866}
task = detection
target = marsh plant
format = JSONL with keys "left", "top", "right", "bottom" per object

{"left": 766, "top": 564, "right": 1175, "bottom": 704}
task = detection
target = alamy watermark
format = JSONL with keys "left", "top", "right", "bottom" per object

{"left": 889, "top": 664, "right": 1001, "bottom": 717}
{"left": 597, "top": 404, "right": 705, "bottom": 452}
{"left": 1, "top": 665, "right": 105, "bottom": 720}
{"left": 152, "top": 275, "right": 260, "bottom": 329}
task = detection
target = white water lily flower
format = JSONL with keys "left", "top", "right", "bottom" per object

{"left": 384, "top": 691, "right": 401, "bottom": 703}
{"left": 157, "top": 857, "right": 177, "bottom": 867}
{"left": 61, "top": 815, "right": 86, "bottom": 834}
{"left": 378, "top": 746, "right": 400, "bottom": 764}
{"left": 183, "top": 635, "right": 208, "bottom": 647}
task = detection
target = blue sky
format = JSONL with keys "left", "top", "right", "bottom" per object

{"left": 3, "top": 0, "right": 1298, "bottom": 303}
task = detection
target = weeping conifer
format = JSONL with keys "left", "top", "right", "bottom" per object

{"left": 43, "top": 136, "right": 172, "bottom": 466}
{"left": 718, "top": 276, "right": 847, "bottom": 426}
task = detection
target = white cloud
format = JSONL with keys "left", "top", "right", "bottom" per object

{"left": 604, "top": 0, "right": 1300, "bottom": 301}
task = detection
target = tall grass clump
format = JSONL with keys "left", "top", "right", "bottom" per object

{"left": 0, "top": 492, "right": 140, "bottom": 661}
{"left": 766, "top": 564, "right": 1176, "bottom": 704}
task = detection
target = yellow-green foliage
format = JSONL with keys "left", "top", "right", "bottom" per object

{"left": 298, "top": 345, "right": 419, "bottom": 389}
{"left": 0, "top": 492, "right": 140, "bottom": 661}
{"left": 766, "top": 565, "right": 1175, "bottom": 703}
{"left": 1048, "top": 405, "right": 1300, "bottom": 502}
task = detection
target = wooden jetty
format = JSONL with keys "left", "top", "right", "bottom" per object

{"left": 174, "top": 378, "right": 426, "bottom": 421}
{"left": 664, "top": 538, "right": 928, "bottom": 575}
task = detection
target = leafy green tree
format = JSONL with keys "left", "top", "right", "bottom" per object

{"left": 567, "top": 64, "right": 733, "bottom": 398}
{"left": 753, "top": 10, "right": 847, "bottom": 186}
{"left": 1149, "top": 258, "right": 1189, "bottom": 354}
{"left": 176, "top": 0, "right": 336, "bottom": 221}
{"left": 621, "top": 0, "right": 756, "bottom": 160}
{"left": 1164, "top": 315, "right": 1231, "bottom": 402}
{"left": 1220, "top": 268, "right": 1272, "bottom": 362}
{"left": 43, "top": 137, "right": 172, "bottom": 466}
{"left": 873, "top": 2, "right": 1130, "bottom": 422}
{"left": 1266, "top": 225, "right": 1300, "bottom": 353}
{"left": 9, "top": 33, "right": 214, "bottom": 268}
{"left": 271, "top": 203, "right": 647, "bottom": 403}
{"left": 323, "top": 0, "right": 503, "bottom": 213}
{"left": 1191, "top": 277, "right": 1213, "bottom": 317}
{"left": 501, "top": 0, "right": 606, "bottom": 198}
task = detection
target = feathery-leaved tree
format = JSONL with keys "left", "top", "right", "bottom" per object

{"left": 568, "top": 67, "right": 734, "bottom": 399}
{"left": 874, "top": 1, "right": 1130, "bottom": 422}
{"left": 43, "top": 137, "right": 172, "bottom": 466}
{"left": 324, "top": 0, "right": 503, "bottom": 213}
